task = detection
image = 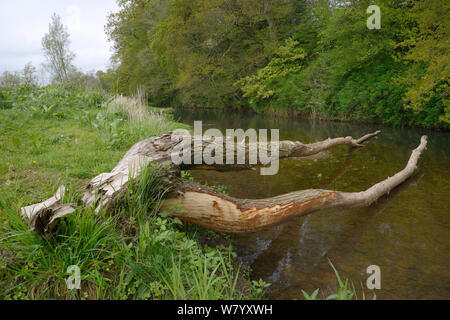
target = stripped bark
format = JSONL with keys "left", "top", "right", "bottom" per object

{"left": 21, "top": 186, "right": 75, "bottom": 237}
{"left": 162, "top": 135, "right": 427, "bottom": 233}
{"left": 21, "top": 130, "right": 428, "bottom": 236}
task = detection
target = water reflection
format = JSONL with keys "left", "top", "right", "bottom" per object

{"left": 174, "top": 108, "right": 450, "bottom": 299}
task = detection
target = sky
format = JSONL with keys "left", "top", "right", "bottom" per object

{"left": 0, "top": 0, "right": 120, "bottom": 74}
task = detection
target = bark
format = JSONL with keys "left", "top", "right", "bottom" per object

{"left": 21, "top": 131, "right": 428, "bottom": 236}
{"left": 21, "top": 186, "right": 75, "bottom": 238}
{"left": 263, "top": 0, "right": 277, "bottom": 43}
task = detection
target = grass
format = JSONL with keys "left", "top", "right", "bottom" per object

{"left": 0, "top": 85, "right": 267, "bottom": 300}
{"left": 301, "top": 259, "right": 377, "bottom": 300}
{"left": 0, "top": 85, "right": 184, "bottom": 205}
{"left": 0, "top": 204, "right": 123, "bottom": 299}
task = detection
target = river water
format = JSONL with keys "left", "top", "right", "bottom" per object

{"left": 174, "top": 109, "right": 449, "bottom": 300}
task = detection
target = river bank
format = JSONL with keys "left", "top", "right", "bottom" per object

{"left": 0, "top": 85, "right": 265, "bottom": 300}
{"left": 1, "top": 86, "right": 448, "bottom": 299}
{"left": 174, "top": 108, "right": 450, "bottom": 299}
{"left": 165, "top": 105, "right": 450, "bottom": 131}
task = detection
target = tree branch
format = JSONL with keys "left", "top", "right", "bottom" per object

{"left": 161, "top": 136, "right": 426, "bottom": 233}
{"left": 20, "top": 131, "right": 427, "bottom": 238}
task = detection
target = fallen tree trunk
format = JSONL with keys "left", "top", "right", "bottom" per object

{"left": 21, "top": 130, "right": 427, "bottom": 236}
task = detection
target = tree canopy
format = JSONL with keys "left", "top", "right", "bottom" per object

{"left": 105, "top": 0, "right": 449, "bottom": 128}
{"left": 42, "top": 13, "right": 76, "bottom": 84}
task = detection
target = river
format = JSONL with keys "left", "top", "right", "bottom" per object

{"left": 174, "top": 108, "right": 449, "bottom": 300}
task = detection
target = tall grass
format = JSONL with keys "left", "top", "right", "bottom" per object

{"left": 83, "top": 92, "right": 187, "bottom": 150}
{"left": 0, "top": 202, "right": 124, "bottom": 299}
{"left": 107, "top": 91, "right": 178, "bottom": 136}
{"left": 109, "top": 165, "right": 253, "bottom": 300}
{"left": 301, "top": 259, "right": 377, "bottom": 300}
{"left": 0, "top": 85, "right": 265, "bottom": 300}
{"left": 107, "top": 89, "right": 150, "bottom": 122}
{"left": 0, "top": 164, "right": 263, "bottom": 300}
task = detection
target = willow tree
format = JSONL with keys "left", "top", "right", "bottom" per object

{"left": 41, "top": 13, "right": 76, "bottom": 84}
{"left": 22, "top": 131, "right": 427, "bottom": 237}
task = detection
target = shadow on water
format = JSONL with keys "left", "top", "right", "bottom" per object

{"left": 248, "top": 171, "right": 423, "bottom": 299}
{"left": 173, "top": 108, "right": 450, "bottom": 300}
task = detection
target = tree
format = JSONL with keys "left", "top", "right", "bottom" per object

{"left": 235, "top": 0, "right": 448, "bottom": 128}
{"left": 105, "top": 0, "right": 174, "bottom": 103}
{"left": 0, "top": 71, "right": 21, "bottom": 88}
{"left": 41, "top": 13, "right": 76, "bottom": 83}
{"left": 104, "top": 0, "right": 448, "bottom": 128}
{"left": 21, "top": 130, "right": 428, "bottom": 237}
{"left": 22, "top": 62, "right": 39, "bottom": 86}
{"left": 106, "top": 0, "right": 308, "bottom": 107}
{"left": 236, "top": 38, "right": 307, "bottom": 111}
{"left": 396, "top": 0, "right": 450, "bottom": 125}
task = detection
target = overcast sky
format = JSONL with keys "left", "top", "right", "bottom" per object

{"left": 0, "top": 0, "right": 119, "bottom": 74}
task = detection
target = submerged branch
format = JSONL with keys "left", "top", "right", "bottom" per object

{"left": 20, "top": 131, "right": 427, "bottom": 237}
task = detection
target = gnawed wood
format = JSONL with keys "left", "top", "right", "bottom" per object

{"left": 161, "top": 136, "right": 427, "bottom": 233}
{"left": 21, "top": 186, "right": 75, "bottom": 238}
{"left": 81, "top": 130, "right": 381, "bottom": 213}
{"left": 20, "top": 130, "right": 428, "bottom": 237}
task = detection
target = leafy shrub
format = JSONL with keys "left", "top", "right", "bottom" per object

{"left": 237, "top": 38, "right": 307, "bottom": 111}
{"left": 0, "top": 91, "right": 13, "bottom": 109}
{"left": 10, "top": 85, "right": 109, "bottom": 118}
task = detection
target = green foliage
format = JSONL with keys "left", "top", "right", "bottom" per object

{"left": 395, "top": 0, "right": 449, "bottom": 124}
{"left": 87, "top": 112, "right": 127, "bottom": 149}
{"left": 41, "top": 13, "right": 76, "bottom": 83}
{"left": 301, "top": 259, "right": 376, "bottom": 301}
{"left": 0, "top": 85, "right": 184, "bottom": 196}
{"left": 0, "top": 164, "right": 261, "bottom": 300}
{"left": 0, "top": 91, "right": 13, "bottom": 109}
{"left": 180, "top": 170, "right": 194, "bottom": 181}
{"left": 0, "top": 85, "right": 261, "bottom": 300}
{"left": 105, "top": 0, "right": 449, "bottom": 128}
{"left": 237, "top": 38, "right": 306, "bottom": 110}
{"left": 236, "top": 0, "right": 448, "bottom": 128}
{"left": 331, "top": 57, "right": 410, "bottom": 126}
{"left": 251, "top": 279, "right": 272, "bottom": 300}
{"left": 0, "top": 62, "right": 39, "bottom": 89}
{"left": 180, "top": 171, "right": 229, "bottom": 194}
{"left": 0, "top": 203, "right": 123, "bottom": 299}
{"left": 106, "top": 0, "right": 306, "bottom": 108}
{"left": 7, "top": 85, "right": 108, "bottom": 119}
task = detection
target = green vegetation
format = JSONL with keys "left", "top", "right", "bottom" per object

{"left": 0, "top": 85, "right": 267, "bottom": 299}
{"left": 301, "top": 259, "right": 376, "bottom": 300}
{"left": 0, "top": 0, "right": 447, "bottom": 301}
{"left": 41, "top": 13, "right": 76, "bottom": 84}
{"left": 105, "top": 0, "right": 448, "bottom": 128}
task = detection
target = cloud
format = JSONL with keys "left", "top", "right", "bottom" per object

{"left": 67, "top": 5, "right": 81, "bottom": 32}
{"left": 0, "top": 0, "right": 119, "bottom": 73}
